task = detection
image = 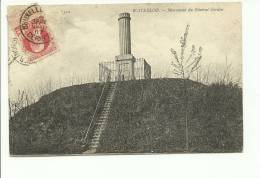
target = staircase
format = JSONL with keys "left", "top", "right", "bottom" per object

{"left": 83, "top": 82, "right": 117, "bottom": 153}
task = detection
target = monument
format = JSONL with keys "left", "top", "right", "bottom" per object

{"left": 99, "top": 12, "right": 151, "bottom": 82}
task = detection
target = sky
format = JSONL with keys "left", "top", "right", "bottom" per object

{"left": 8, "top": 2, "right": 242, "bottom": 98}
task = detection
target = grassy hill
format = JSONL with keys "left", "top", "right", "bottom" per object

{"left": 10, "top": 78, "right": 243, "bottom": 155}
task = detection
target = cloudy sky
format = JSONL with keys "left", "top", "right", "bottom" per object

{"left": 8, "top": 3, "right": 241, "bottom": 97}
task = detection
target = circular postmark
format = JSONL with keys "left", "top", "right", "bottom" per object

{"left": 12, "top": 4, "right": 57, "bottom": 65}
{"left": 19, "top": 4, "right": 49, "bottom": 45}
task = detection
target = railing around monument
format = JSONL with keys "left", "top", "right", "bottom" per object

{"left": 99, "top": 58, "right": 151, "bottom": 82}
{"left": 99, "top": 61, "right": 116, "bottom": 82}
{"left": 82, "top": 71, "right": 111, "bottom": 144}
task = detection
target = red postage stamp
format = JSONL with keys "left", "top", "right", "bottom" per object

{"left": 9, "top": 4, "right": 57, "bottom": 65}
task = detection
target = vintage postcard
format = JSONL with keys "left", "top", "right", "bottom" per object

{"left": 8, "top": 2, "right": 242, "bottom": 155}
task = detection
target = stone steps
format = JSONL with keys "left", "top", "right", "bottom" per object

{"left": 85, "top": 82, "right": 117, "bottom": 153}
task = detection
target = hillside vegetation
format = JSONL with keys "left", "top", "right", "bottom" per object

{"left": 10, "top": 83, "right": 103, "bottom": 155}
{"left": 10, "top": 78, "right": 242, "bottom": 155}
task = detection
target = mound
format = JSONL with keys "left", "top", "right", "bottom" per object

{"left": 10, "top": 78, "right": 242, "bottom": 155}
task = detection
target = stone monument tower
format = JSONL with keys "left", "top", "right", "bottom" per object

{"left": 99, "top": 12, "right": 151, "bottom": 82}
{"left": 115, "top": 12, "right": 135, "bottom": 81}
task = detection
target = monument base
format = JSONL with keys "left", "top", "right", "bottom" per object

{"left": 115, "top": 54, "right": 136, "bottom": 62}
{"left": 115, "top": 54, "right": 135, "bottom": 81}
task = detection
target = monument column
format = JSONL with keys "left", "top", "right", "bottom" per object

{"left": 116, "top": 12, "right": 135, "bottom": 81}
{"left": 118, "top": 12, "right": 131, "bottom": 55}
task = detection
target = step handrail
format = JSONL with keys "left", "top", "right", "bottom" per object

{"left": 83, "top": 72, "right": 111, "bottom": 141}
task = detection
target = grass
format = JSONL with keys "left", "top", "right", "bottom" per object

{"left": 9, "top": 78, "right": 243, "bottom": 155}
{"left": 98, "top": 79, "right": 242, "bottom": 153}
{"left": 10, "top": 82, "right": 103, "bottom": 155}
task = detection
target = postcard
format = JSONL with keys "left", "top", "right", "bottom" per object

{"left": 8, "top": 2, "right": 242, "bottom": 155}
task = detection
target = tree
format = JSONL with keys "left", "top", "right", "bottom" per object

{"left": 170, "top": 25, "right": 202, "bottom": 79}
{"left": 170, "top": 25, "right": 203, "bottom": 152}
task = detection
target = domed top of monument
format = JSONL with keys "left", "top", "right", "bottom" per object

{"left": 118, "top": 12, "right": 131, "bottom": 20}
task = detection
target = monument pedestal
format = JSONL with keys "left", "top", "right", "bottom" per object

{"left": 115, "top": 54, "right": 135, "bottom": 81}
